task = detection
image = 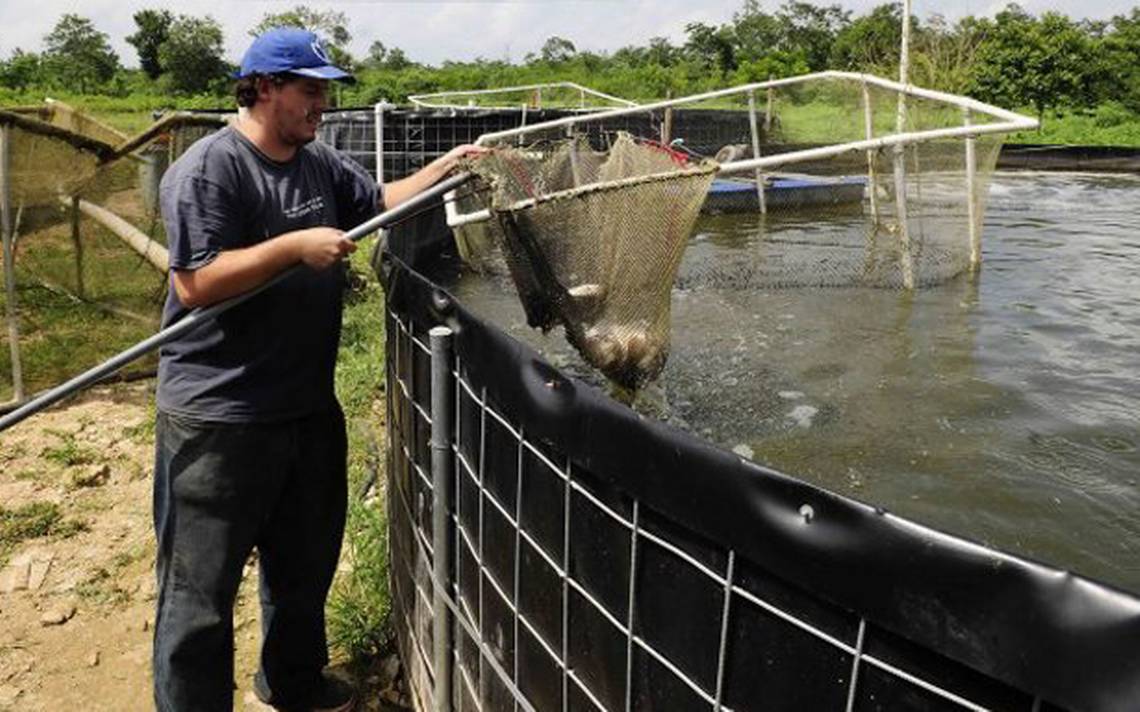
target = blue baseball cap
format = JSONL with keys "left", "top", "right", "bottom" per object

{"left": 237, "top": 27, "right": 353, "bottom": 81}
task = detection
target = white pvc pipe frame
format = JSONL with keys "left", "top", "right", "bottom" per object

{"left": 443, "top": 71, "right": 1037, "bottom": 228}
{"left": 408, "top": 81, "right": 638, "bottom": 111}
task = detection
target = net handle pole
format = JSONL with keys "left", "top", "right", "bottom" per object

{"left": 964, "top": 109, "right": 981, "bottom": 268}
{"left": 0, "top": 123, "right": 24, "bottom": 404}
{"left": 429, "top": 325, "right": 456, "bottom": 712}
{"left": 747, "top": 90, "right": 767, "bottom": 214}
{"left": 0, "top": 172, "right": 472, "bottom": 433}
{"left": 862, "top": 81, "right": 880, "bottom": 225}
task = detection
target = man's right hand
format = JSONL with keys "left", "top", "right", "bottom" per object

{"left": 172, "top": 227, "right": 357, "bottom": 308}
{"left": 293, "top": 227, "right": 356, "bottom": 269}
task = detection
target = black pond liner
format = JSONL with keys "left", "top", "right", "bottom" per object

{"left": 378, "top": 229, "right": 1140, "bottom": 712}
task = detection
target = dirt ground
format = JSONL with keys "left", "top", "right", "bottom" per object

{"left": 0, "top": 383, "right": 408, "bottom": 711}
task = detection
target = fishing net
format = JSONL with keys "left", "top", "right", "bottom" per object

{"left": 462, "top": 133, "right": 717, "bottom": 389}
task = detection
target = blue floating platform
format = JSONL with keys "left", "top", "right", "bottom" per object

{"left": 704, "top": 175, "right": 867, "bottom": 213}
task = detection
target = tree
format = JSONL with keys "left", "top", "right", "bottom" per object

{"left": 684, "top": 21, "right": 737, "bottom": 76}
{"left": 159, "top": 14, "right": 228, "bottom": 94}
{"left": 252, "top": 6, "right": 354, "bottom": 70}
{"left": 539, "top": 36, "right": 576, "bottom": 64}
{"left": 126, "top": 9, "right": 173, "bottom": 80}
{"left": 366, "top": 40, "right": 388, "bottom": 67}
{"left": 775, "top": 2, "right": 850, "bottom": 71}
{"left": 384, "top": 48, "right": 412, "bottom": 71}
{"left": 830, "top": 3, "right": 904, "bottom": 71}
{"left": 1099, "top": 9, "right": 1140, "bottom": 111}
{"left": 909, "top": 14, "right": 988, "bottom": 94}
{"left": 42, "top": 14, "right": 119, "bottom": 93}
{"left": 970, "top": 6, "right": 1100, "bottom": 122}
{"left": 646, "top": 37, "right": 680, "bottom": 67}
{"left": 0, "top": 49, "right": 43, "bottom": 90}
{"left": 731, "top": 1, "right": 783, "bottom": 64}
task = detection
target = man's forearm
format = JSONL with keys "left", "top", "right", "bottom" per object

{"left": 380, "top": 144, "right": 485, "bottom": 210}
{"left": 382, "top": 159, "right": 451, "bottom": 209}
{"left": 171, "top": 232, "right": 303, "bottom": 308}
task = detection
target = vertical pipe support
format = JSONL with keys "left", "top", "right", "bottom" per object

{"left": 862, "top": 82, "right": 880, "bottom": 225}
{"left": 430, "top": 326, "right": 455, "bottom": 712}
{"left": 894, "top": 0, "right": 915, "bottom": 289}
{"left": 964, "top": 109, "right": 980, "bottom": 269}
{"left": 518, "top": 103, "right": 528, "bottom": 146}
{"left": 0, "top": 124, "right": 24, "bottom": 403}
{"left": 374, "top": 101, "right": 388, "bottom": 186}
{"left": 747, "top": 90, "right": 767, "bottom": 214}
{"left": 764, "top": 76, "right": 774, "bottom": 135}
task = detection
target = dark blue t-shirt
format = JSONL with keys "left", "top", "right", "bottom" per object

{"left": 157, "top": 126, "right": 379, "bottom": 422}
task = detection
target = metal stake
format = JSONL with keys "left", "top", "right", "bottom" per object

{"left": 430, "top": 325, "right": 455, "bottom": 712}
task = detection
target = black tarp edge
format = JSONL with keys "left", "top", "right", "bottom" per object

{"left": 381, "top": 253, "right": 1140, "bottom": 712}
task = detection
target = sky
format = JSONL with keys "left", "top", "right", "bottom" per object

{"left": 2, "top": 0, "right": 1139, "bottom": 68}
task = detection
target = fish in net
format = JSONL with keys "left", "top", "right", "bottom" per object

{"left": 464, "top": 133, "right": 717, "bottom": 389}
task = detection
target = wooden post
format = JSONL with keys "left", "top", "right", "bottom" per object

{"left": 0, "top": 124, "right": 25, "bottom": 402}
{"left": 70, "top": 196, "right": 85, "bottom": 297}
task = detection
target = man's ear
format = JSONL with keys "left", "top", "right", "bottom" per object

{"left": 256, "top": 76, "right": 276, "bottom": 103}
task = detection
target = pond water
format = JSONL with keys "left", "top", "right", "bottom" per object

{"left": 446, "top": 171, "right": 1140, "bottom": 595}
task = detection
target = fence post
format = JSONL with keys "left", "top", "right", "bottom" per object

{"left": 0, "top": 123, "right": 24, "bottom": 403}
{"left": 747, "top": 90, "right": 767, "bottom": 215}
{"left": 963, "top": 108, "right": 980, "bottom": 269}
{"left": 430, "top": 325, "right": 455, "bottom": 712}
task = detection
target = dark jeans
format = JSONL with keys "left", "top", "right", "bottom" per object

{"left": 152, "top": 406, "right": 348, "bottom": 712}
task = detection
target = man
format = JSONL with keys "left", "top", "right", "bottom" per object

{"left": 153, "top": 27, "right": 480, "bottom": 712}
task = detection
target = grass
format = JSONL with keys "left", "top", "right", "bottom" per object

{"left": 1009, "top": 103, "right": 1140, "bottom": 146}
{"left": 41, "top": 429, "right": 99, "bottom": 467}
{"left": 0, "top": 501, "right": 88, "bottom": 561}
{"left": 326, "top": 237, "right": 395, "bottom": 661}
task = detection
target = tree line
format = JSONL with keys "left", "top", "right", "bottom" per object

{"left": 3, "top": 2, "right": 1140, "bottom": 123}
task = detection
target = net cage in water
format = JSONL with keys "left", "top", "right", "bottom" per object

{"left": 447, "top": 72, "right": 1035, "bottom": 389}
{"left": 0, "top": 102, "right": 224, "bottom": 404}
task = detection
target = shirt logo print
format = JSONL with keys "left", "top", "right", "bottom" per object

{"left": 283, "top": 195, "right": 326, "bottom": 221}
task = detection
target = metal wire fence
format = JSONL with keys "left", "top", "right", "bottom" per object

{"left": 383, "top": 298, "right": 1106, "bottom": 712}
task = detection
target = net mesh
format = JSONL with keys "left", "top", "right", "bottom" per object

{"left": 463, "top": 133, "right": 717, "bottom": 389}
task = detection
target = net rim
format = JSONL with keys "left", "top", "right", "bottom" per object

{"left": 489, "top": 160, "right": 719, "bottom": 214}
